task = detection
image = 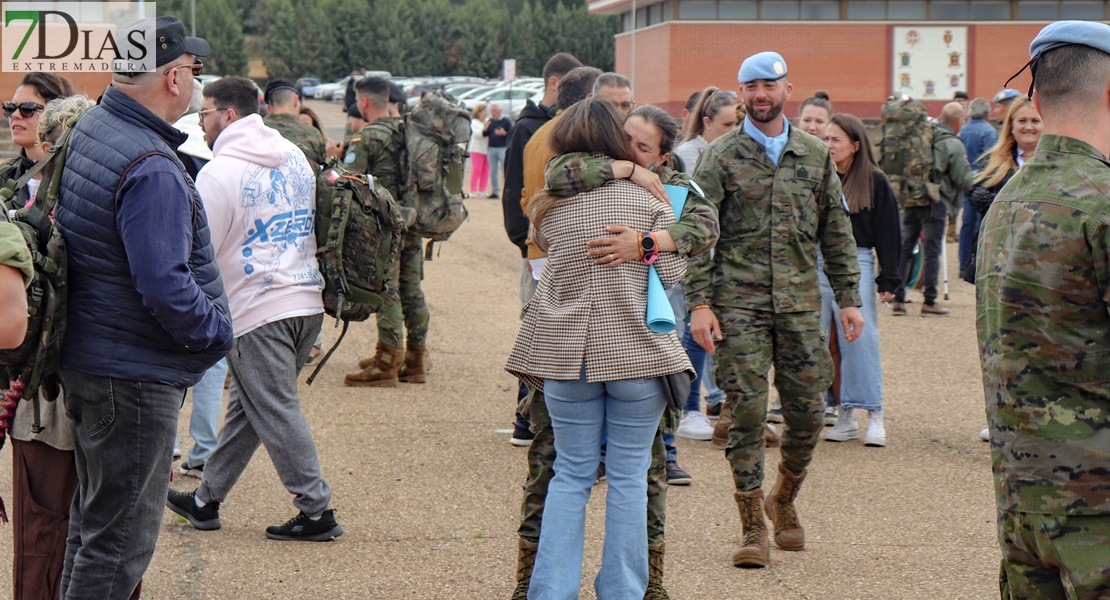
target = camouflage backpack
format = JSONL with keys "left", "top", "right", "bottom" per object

{"left": 879, "top": 96, "right": 952, "bottom": 208}
{"left": 307, "top": 161, "right": 407, "bottom": 384}
{"left": 401, "top": 91, "right": 470, "bottom": 254}
{"left": 0, "top": 110, "right": 83, "bottom": 437}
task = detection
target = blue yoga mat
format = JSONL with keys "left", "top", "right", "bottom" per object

{"left": 646, "top": 184, "right": 689, "bottom": 334}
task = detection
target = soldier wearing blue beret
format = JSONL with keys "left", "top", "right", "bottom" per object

{"left": 688, "top": 50, "right": 864, "bottom": 568}
{"left": 978, "top": 20, "right": 1110, "bottom": 600}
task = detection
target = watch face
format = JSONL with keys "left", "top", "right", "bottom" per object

{"left": 641, "top": 234, "right": 656, "bottom": 252}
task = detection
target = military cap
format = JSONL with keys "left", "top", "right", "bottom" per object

{"left": 1030, "top": 20, "right": 1110, "bottom": 59}
{"left": 992, "top": 89, "right": 1022, "bottom": 103}
{"left": 264, "top": 78, "right": 300, "bottom": 104}
{"left": 953, "top": 91, "right": 969, "bottom": 100}
{"left": 738, "top": 51, "right": 788, "bottom": 84}
{"left": 346, "top": 103, "right": 362, "bottom": 119}
{"left": 113, "top": 16, "right": 210, "bottom": 75}
{"left": 388, "top": 82, "right": 406, "bottom": 104}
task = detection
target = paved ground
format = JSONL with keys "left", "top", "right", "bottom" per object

{"left": 0, "top": 100, "right": 1000, "bottom": 599}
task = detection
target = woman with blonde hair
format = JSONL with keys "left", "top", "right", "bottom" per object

{"left": 674, "top": 87, "right": 738, "bottom": 174}
{"left": 469, "top": 102, "right": 490, "bottom": 195}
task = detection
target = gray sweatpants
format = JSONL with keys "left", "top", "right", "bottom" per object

{"left": 196, "top": 313, "right": 332, "bottom": 517}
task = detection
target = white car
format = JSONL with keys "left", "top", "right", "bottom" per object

{"left": 314, "top": 76, "right": 350, "bottom": 100}
{"left": 463, "top": 86, "right": 537, "bottom": 116}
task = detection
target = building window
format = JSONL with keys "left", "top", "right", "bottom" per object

{"left": 970, "top": 0, "right": 1011, "bottom": 18}
{"left": 622, "top": 10, "right": 633, "bottom": 31}
{"left": 1061, "top": 0, "right": 1104, "bottom": 18}
{"left": 846, "top": 0, "right": 887, "bottom": 19}
{"left": 1018, "top": 0, "right": 1061, "bottom": 18}
{"left": 887, "top": 0, "right": 927, "bottom": 19}
{"left": 931, "top": 0, "right": 970, "bottom": 19}
{"left": 679, "top": 0, "right": 717, "bottom": 19}
{"left": 762, "top": 0, "right": 800, "bottom": 19}
{"left": 719, "top": 0, "right": 757, "bottom": 18}
{"left": 800, "top": 0, "right": 839, "bottom": 18}
{"left": 636, "top": 6, "right": 648, "bottom": 27}
{"left": 662, "top": 0, "right": 675, "bottom": 21}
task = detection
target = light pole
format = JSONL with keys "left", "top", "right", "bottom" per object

{"left": 630, "top": 0, "right": 636, "bottom": 97}
{"left": 191, "top": 0, "right": 196, "bottom": 36}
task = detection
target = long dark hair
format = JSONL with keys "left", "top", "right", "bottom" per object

{"left": 529, "top": 99, "right": 633, "bottom": 227}
{"left": 19, "top": 72, "right": 73, "bottom": 103}
{"left": 829, "top": 113, "right": 881, "bottom": 213}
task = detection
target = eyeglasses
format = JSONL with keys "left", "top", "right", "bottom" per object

{"left": 164, "top": 60, "right": 204, "bottom": 77}
{"left": 197, "top": 107, "right": 228, "bottom": 122}
{"left": 2, "top": 101, "right": 45, "bottom": 119}
{"left": 617, "top": 101, "right": 636, "bottom": 111}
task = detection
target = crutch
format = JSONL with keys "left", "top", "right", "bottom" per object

{"left": 942, "top": 233, "right": 950, "bottom": 300}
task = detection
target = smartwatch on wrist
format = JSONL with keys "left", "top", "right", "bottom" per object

{"left": 641, "top": 231, "right": 659, "bottom": 264}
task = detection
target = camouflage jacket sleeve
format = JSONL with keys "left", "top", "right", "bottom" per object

{"left": 543, "top": 152, "right": 615, "bottom": 197}
{"left": 684, "top": 147, "right": 730, "bottom": 309}
{"left": 303, "top": 127, "right": 329, "bottom": 167}
{"left": 661, "top": 169, "right": 719, "bottom": 258}
{"left": 935, "top": 135, "right": 976, "bottom": 204}
{"left": 816, "top": 152, "right": 863, "bottom": 308}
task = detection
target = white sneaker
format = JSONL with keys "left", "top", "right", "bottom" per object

{"left": 676, "top": 411, "right": 714, "bottom": 440}
{"left": 980, "top": 428, "right": 990, "bottom": 442}
{"left": 825, "top": 408, "right": 859, "bottom": 442}
{"left": 824, "top": 405, "right": 839, "bottom": 426}
{"left": 863, "top": 410, "right": 886, "bottom": 447}
{"left": 766, "top": 400, "right": 784, "bottom": 423}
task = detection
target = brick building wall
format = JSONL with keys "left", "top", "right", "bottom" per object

{"left": 616, "top": 21, "right": 1041, "bottom": 118}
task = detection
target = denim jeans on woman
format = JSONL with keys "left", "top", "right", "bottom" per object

{"left": 530, "top": 371, "right": 667, "bottom": 600}
{"left": 818, "top": 248, "right": 883, "bottom": 412}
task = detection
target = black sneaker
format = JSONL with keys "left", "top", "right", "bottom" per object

{"left": 166, "top": 490, "right": 221, "bottom": 530}
{"left": 510, "top": 423, "right": 535, "bottom": 447}
{"left": 594, "top": 463, "right": 607, "bottom": 485}
{"left": 266, "top": 508, "right": 343, "bottom": 542}
{"left": 665, "top": 460, "right": 692, "bottom": 486}
{"left": 177, "top": 462, "right": 204, "bottom": 479}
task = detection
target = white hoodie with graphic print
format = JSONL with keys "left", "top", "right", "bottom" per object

{"left": 196, "top": 113, "right": 324, "bottom": 338}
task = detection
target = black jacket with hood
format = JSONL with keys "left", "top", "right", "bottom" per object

{"left": 502, "top": 99, "right": 557, "bottom": 257}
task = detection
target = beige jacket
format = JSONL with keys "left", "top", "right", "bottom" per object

{"left": 506, "top": 179, "right": 693, "bottom": 388}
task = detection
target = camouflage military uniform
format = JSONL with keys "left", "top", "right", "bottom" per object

{"left": 511, "top": 154, "right": 719, "bottom": 597}
{"left": 688, "top": 126, "right": 861, "bottom": 493}
{"left": 264, "top": 112, "right": 328, "bottom": 168}
{"left": 344, "top": 118, "right": 430, "bottom": 349}
{"left": 976, "top": 134, "right": 1110, "bottom": 599}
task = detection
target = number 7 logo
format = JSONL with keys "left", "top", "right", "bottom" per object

{"left": 4, "top": 10, "right": 40, "bottom": 60}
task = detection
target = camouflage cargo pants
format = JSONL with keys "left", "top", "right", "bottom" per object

{"left": 376, "top": 233, "right": 430, "bottom": 348}
{"left": 715, "top": 308, "right": 832, "bottom": 491}
{"left": 516, "top": 388, "right": 669, "bottom": 547}
{"left": 998, "top": 510, "right": 1110, "bottom": 600}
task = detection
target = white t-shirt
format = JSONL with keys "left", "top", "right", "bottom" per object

{"left": 470, "top": 118, "right": 490, "bottom": 155}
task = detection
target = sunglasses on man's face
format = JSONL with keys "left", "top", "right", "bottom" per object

{"left": 163, "top": 60, "right": 204, "bottom": 78}
{"left": 2, "top": 101, "right": 45, "bottom": 119}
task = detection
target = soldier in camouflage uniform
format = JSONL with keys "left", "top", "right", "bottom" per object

{"left": 510, "top": 103, "right": 719, "bottom": 600}
{"left": 262, "top": 79, "right": 328, "bottom": 168}
{"left": 342, "top": 77, "right": 431, "bottom": 388}
{"left": 687, "top": 52, "right": 863, "bottom": 568}
{"left": 976, "top": 21, "right": 1110, "bottom": 600}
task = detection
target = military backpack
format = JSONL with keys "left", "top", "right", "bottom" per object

{"left": 878, "top": 96, "right": 956, "bottom": 208}
{"left": 0, "top": 109, "right": 85, "bottom": 440}
{"left": 401, "top": 90, "right": 470, "bottom": 254}
{"left": 306, "top": 161, "right": 407, "bottom": 384}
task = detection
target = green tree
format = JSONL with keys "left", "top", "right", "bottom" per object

{"left": 258, "top": 0, "right": 299, "bottom": 79}
{"left": 197, "top": 0, "right": 248, "bottom": 75}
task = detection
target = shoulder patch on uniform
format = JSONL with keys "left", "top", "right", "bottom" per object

{"left": 344, "top": 151, "right": 356, "bottom": 164}
{"left": 350, "top": 136, "right": 362, "bottom": 144}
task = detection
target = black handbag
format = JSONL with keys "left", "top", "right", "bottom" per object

{"left": 661, "top": 370, "right": 693, "bottom": 414}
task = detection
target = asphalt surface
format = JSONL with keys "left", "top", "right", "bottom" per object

{"left": 0, "top": 100, "right": 1000, "bottom": 599}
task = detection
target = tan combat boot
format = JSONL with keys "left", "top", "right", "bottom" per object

{"left": 397, "top": 344, "right": 428, "bottom": 384}
{"left": 711, "top": 402, "right": 731, "bottom": 448}
{"left": 732, "top": 490, "right": 770, "bottom": 568}
{"left": 344, "top": 342, "right": 403, "bottom": 387}
{"left": 765, "top": 463, "right": 807, "bottom": 551}
{"left": 644, "top": 542, "right": 669, "bottom": 600}
{"left": 511, "top": 538, "right": 538, "bottom": 600}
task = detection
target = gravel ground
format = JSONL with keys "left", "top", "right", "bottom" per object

{"left": 0, "top": 100, "right": 1000, "bottom": 599}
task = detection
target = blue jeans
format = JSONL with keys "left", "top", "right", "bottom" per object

{"left": 178, "top": 358, "right": 228, "bottom": 467}
{"left": 958, "top": 193, "right": 981, "bottom": 277}
{"left": 59, "top": 368, "right": 185, "bottom": 599}
{"left": 531, "top": 373, "right": 666, "bottom": 600}
{"left": 818, "top": 248, "right": 884, "bottom": 411}
{"left": 488, "top": 146, "right": 506, "bottom": 196}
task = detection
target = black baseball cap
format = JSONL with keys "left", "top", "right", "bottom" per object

{"left": 113, "top": 16, "right": 210, "bottom": 75}
{"left": 346, "top": 103, "right": 363, "bottom": 119}
{"left": 264, "top": 78, "right": 300, "bottom": 103}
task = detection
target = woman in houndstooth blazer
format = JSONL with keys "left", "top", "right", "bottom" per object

{"left": 506, "top": 99, "right": 693, "bottom": 600}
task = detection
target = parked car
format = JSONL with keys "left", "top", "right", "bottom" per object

{"left": 295, "top": 77, "right": 319, "bottom": 97}
{"left": 314, "top": 76, "right": 350, "bottom": 100}
{"left": 463, "top": 86, "right": 537, "bottom": 116}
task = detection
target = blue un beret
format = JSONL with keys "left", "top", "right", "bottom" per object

{"left": 738, "top": 51, "right": 788, "bottom": 84}
{"left": 1030, "top": 20, "right": 1110, "bottom": 59}
{"left": 992, "top": 89, "right": 1021, "bottom": 103}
